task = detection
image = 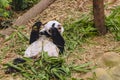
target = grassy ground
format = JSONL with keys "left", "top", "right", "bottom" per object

{"left": 0, "top": 0, "right": 120, "bottom": 80}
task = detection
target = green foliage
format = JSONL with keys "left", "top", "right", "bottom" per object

{"left": 0, "top": 0, "right": 11, "bottom": 18}
{"left": 106, "top": 6, "right": 120, "bottom": 41}
{"left": 0, "top": 26, "right": 29, "bottom": 57}
{"left": 0, "top": 0, "right": 9, "bottom": 8}
{"left": 11, "top": 0, "right": 40, "bottom": 11}
{"left": 4, "top": 52, "right": 92, "bottom": 80}
{"left": 22, "top": 0, "right": 40, "bottom": 10}
{"left": 63, "top": 14, "right": 96, "bottom": 52}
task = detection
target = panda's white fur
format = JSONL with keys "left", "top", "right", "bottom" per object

{"left": 40, "top": 20, "right": 64, "bottom": 34}
{"left": 24, "top": 36, "right": 59, "bottom": 57}
{"left": 24, "top": 20, "right": 64, "bottom": 57}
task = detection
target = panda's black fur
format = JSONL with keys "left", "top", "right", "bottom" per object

{"left": 29, "top": 21, "right": 42, "bottom": 44}
{"left": 5, "top": 21, "right": 65, "bottom": 74}
{"left": 5, "top": 58, "right": 26, "bottom": 74}
{"left": 50, "top": 23, "right": 65, "bottom": 53}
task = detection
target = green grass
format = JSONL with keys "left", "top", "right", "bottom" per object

{"left": 0, "top": 26, "right": 28, "bottom": 63}
{"left": 4, "top": 52, "right": 92, "bottom": 80}
{"left": 63, "top": 14, "right": 96, "bottom": 53}
{"left": 106, "top": 6, "right": 120, "bottom": 41}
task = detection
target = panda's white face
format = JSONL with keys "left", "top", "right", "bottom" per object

{"left": 40, "top": 20, "right": 64, "bottom": 35}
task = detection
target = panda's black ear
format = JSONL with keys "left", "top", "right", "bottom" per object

{"left": 29, "top": 21, "right": 42, "bottom": 44}
{"left": 52, "top": 23, "right": 55, "bottom": 28}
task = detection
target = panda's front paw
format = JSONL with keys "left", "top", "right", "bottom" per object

{"left": 50, "top": 27, "right": 59, "bottom": 36}
{"left": 32, "top": 21, "right": 42, "bottom": 31}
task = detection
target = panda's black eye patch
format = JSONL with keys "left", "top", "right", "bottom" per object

{"left": 58, "top": 27, "right": 61, "bottom": 30}
{"left": 48, "top": 29, "right": 52, "bottom": 33}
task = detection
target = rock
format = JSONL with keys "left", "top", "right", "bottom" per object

{"left": 88, "top": 52, "right": 120, "bottom": 80}
{"left": 96, "top": 57, "right": 106, "bottom": 68}
{"left": 94, "top": 68, "right": 113, "bottom": 80}
{"left": 109, "top": 64, "right": 120, "bottom": 80}
{"left": 102, "top": 52, "right": 120, "bottom": 67}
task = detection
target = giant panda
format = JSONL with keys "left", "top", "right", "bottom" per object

{"left": 24, "top": 20, "right": 65, "bottom": 57}
{"left": 5, "top": 20, "right": 65, "bottom": 74}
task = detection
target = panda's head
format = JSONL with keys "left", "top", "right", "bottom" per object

{"left": 40, "top": 20, "right": 64, "bottom": 35}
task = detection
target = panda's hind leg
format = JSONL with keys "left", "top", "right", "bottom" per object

{"left": 5, "top": 58, "right": 26, "bottom": 74}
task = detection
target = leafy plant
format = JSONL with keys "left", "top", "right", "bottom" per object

{"left": 23, "top": 0, "right": 41, "bottom": 10}
{"left": 106, "top": 6, "right": 120, "bottom": 41}
{"left": 63, "top": 14, "right": 96, "bottom": 52}
{"left": 0, "top": 26, "right": 29, "bottom": 58}
{"left": 4, "top": 52, "right": 92, "bottom": 80}
{"left": 11, "top": 0, "right": 41, "bottom": 11}
{"left": 0, "top": 0, "right": 9, "bottom": 8}
{"left": 0, "top": 0, "right": 11, "bottom": 18}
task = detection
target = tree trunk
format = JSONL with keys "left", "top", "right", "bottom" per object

{"left": 13, "top": 0, "right": 56, "bottom": 26}
{"left": 93, "top": 0, "right": 107, "bottom": 35}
